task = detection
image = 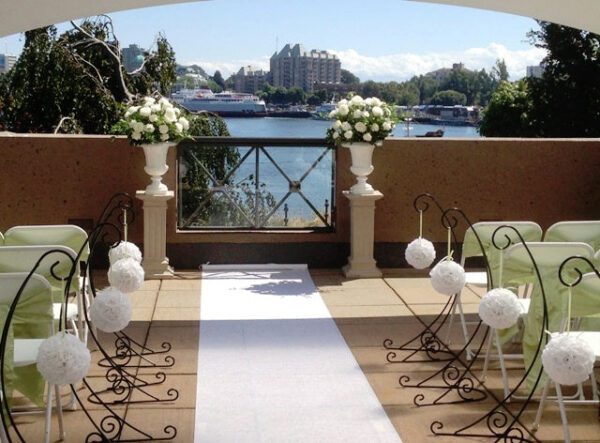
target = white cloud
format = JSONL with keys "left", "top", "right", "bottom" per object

{"left": 182, "top": 57, "right": 270, "bottom": 79}
{"left": 329, "top": 44, "right": 546, "bottom": 81}
{"left": 183, "top": 43, "right": 546, "bottom": 82}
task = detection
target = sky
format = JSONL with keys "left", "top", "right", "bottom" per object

{"left": 0, "top": 0, "right": 546, "bottom": 82}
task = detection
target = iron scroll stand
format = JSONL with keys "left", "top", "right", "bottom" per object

{"left": 395, "top": 207, "right": 493, "bottom": 406}
{"left": 74, "top": 193, "right": 178, "bottom": 441}
{"left": 383, "top": 193, "right": 461, "bottom": 364}
{"left": 80, "top": 193, "right": 179, "bottom": 416}
{"left": 430, "top": 225, "right": 551, "bottom": 442}
{"left": 94, "top": 195, "right": 174, "bottom": 371}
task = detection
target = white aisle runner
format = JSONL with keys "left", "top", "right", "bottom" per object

{"left": 195, "top": 264, "right": 401, "bottom": 443}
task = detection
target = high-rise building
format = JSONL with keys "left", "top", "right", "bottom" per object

{"left": 526, "top": 63, "right": 545, "bottom": 79}
{"left": 121, "top": 44, "right": 145, "bottom": 72}
{"left": 270, "top": 44, "right": 341, "bottom": 93}
{"left": 233, "top": 66, "right": 268, "bottom": 94}
{"left": 0, "top": 54, "right": 17, "bottom": 74}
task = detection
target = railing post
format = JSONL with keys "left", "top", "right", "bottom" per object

{"left": 136, "top": 191, "right": 174, "bottom": 279}
{"left": 342, "top": 190, "right": 383, "bottom": 278}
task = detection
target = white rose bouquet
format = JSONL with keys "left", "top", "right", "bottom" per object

{"left": 116, "top": 96, "right": 190, "bottom": 145}
{"left": 326, "top": 95, "right": 397, "bottom": 146}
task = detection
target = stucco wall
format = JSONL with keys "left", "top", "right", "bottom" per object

{"left": 1, "top": 134, "right": 599, "bottom": 267}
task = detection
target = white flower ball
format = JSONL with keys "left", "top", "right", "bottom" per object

{"left": 542, "top": 333, "right": 595, "bottom": 386}
{"left": 430, "top": 259, "right": 466, "bottom": 296}
{"left": 332, "top": 132, "right": 339, "bottom": 139}
{"left": 353, "top": 110, "right": 363, "bottom": 119}
{"left": 338, "top": 104, "right": 349, "bottom": 116}
{"left": 333, "top": 120, "right": 342, "bottom": 129}
{"left": 145, "top": 124, "right": 155, "bottom": 133}
{"left": 144, "top": 97, "right": 156, "bottom": 105}
{"left": 158, "top": 124, "right": 169, "bottom": 134}
{"left": 478, "top": 288, "right": 522, "bottom": 329}
{"left": 341, "top": 121, "right": 352, "bottom": 131}
{"left": 90, "top": 287, "right": 133, "bottom": 333}
{"left": 151, "top": 104, "right": 161, "bottom": 112}
{"left": 371, "top": 123, "right": 379, "bottom": 132}
{"left": 149, "top": 114, "right": 158, "bottom": 123}
{"left": 355, "top": 122, "right": 367, "bottom": 133}
{"left": 131, "top": 132, "right": 141, "bottom": 141}
{"left": 363, "top": 133, "right": 373, "bottom": 142}
{"left": 405, "top": 238, "right": 436, "bottom": 269}
{"left": 139, "top": 106, "right": 152, "bottom": 117}
{"left": 344, "top": 130, "right": 353, "bottom": 139}
{"left": 160, "top": 133, "right": 169, "bottom": 141}
{"left": 36, "top": 332, "right": 91, "bottom": 385}
{"left": 372, "top": 106, "right": 384, "bottom": 117}
{"left": 165, "top": 109, "right": 177, "bottom": 123}
{"left": 108, "top": 258, "right": 145, "bottom": 293}
{"left": 382, "top": 121, "right": 392, "bottom": 131}
{"left": 109, "top": 241, "right": 142, "bottom": 265}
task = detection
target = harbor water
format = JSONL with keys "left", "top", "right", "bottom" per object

{"left": 212, "top": 118, "right": 479, "bottom": 226}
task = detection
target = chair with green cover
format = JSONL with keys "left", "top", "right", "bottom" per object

{"left": 532, "top": 270, "right": 600, "bottom": 443}
{"left": 449, "top": 221, "right": 542, "bottom": 357}
{"left": 0, "top": 246, "right": 80, "bottom": 339}
{"left": 544, "top": 220, "right": 600, "bottom": 250}
{"left": 490, "top": 241, "right": 595, "bottom": 400}
{"left": 4, "top": 225, "right": 90, "bottom": 342}
{"left": 0, "top": 272, "right": 65, "bottom": 443}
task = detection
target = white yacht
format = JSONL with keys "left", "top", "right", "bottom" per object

{"left": 171, "top": 89, "right": 267, "bottom": 116}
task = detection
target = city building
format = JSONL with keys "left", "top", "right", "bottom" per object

{"left": 233, "top": 66, "right": 269, "bottom": 94}
{"left": 270, "top": 43, "right": 341, "bottom": 93}
{"left": 526, "top": 63, "right": 545, "bottom": 79}
{"left": 0, "top": 53, "right": 17, "bottom": 73}
{"left": 121, "top": 44, "right": 145, "bottom": 72}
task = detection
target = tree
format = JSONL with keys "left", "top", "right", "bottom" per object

{"left": 340, "top": 69, "right": 360, "bottom": 85}
{"left": 492, "top": 59, "right": 509, "bottom": 82}
{"left": 0, "top": 17, "right": 178, "bottom": 133}
{"left": 212, "top": 70, "right": 226, "bottom": 90}
{"left": 479, "top": 80, "right": 533, "bottom": 137}
{"left": 430, "top": 90, "right": 467, "bottom": 106}
{"left": 527, "top": 22, "right": 600, "bottom": 137}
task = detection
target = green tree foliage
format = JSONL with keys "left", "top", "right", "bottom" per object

{"left": 430, "top": 89, "right": 467, "bottom": 106}
{"left": 258, "top": 85, "right": 307, "bottom": 105}
{"left": 0, "top": 17, "right": 178, "bottom": 133}
{"left": 340, "top": 69, "right": 360, "bottom": 85}
{"left": 212, "top": 70, "right": 226, "bottom": 90}
{"left": 527, "top": 22, "right": 600, "bottom": 137}
{"left": 479, "top": 80, "right": 533, "bottom": 137}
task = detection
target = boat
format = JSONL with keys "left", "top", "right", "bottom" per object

{"left": 416, "top": 129, "right": 444, "bottom": 138}
{"left": 311, "top": 101, "right": 337, "bottom": 120}
{"left": 170, "top": 89, "right": 267, "bottom": 117}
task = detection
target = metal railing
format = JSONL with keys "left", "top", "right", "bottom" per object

{"left": 177, "top": 137, "right": 335, "bottom": 231}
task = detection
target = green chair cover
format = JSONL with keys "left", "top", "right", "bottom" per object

{"left": 4, "top": 225, "right": 89, "bottom": 295}
{"left": 461, "top": 221, "right": 543, "bottom": 290}
{"left": 0, "top": 273, "right": 53, "bottom": 407}
{"left": 502, "top": 242, "right": 595, "bottom": 391}
{"left": 544, "top": 220, "right": 600, "bottom": 251}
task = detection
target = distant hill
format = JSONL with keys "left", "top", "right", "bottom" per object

{"left": 176, "top": 64, "right": 209, "bottom": 80}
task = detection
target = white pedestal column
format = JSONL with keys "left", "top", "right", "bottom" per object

{"left": 136, "top": 190, "right": 175, "bottom": 279}
{"left": 342, "top": 190, "right": 383, "bottom": 278}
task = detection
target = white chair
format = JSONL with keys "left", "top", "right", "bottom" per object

{"left": 484, "top": 242, "right": 595, "bottom": 400}
{"left": 4, "top": 225, "right": 91, "bottom": 343}
{"left": 0, "top": 246, "right": 81, "bottom": 339}
{"left": 0, "top": 272, "right": 65, "bottom": 443}
{"left": 448, "top": 221, "right": 542, "bottom": 357}
{"left": 533, "top": 271, "right": 600, "bottom": 443}
{"left": 544, "top": 220, "right": 600, "bottom": 250}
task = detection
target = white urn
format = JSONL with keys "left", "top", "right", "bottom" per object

{"left": 140, "top": 142, "right": 171, "bottom": 195}
{"left": 344, "top": 142, "right": 377, "bottom": 195}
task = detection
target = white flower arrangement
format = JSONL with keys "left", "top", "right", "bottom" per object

{"left": 120, "top": 96, "right": 190, "bottom": 145}
{"left": 326, "top": 95, "right": 397, "bottom": 146}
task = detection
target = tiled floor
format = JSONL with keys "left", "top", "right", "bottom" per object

{"left": 11, "top": 269, "right": 600, "bottom": 442}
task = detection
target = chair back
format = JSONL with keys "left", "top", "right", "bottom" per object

{"left": 544, "top": 220, "right": 600, "bottom": 250}
{"left": 0, "top": 231, "right": 4, "bottom": 246}
{"left": 4, "top": 225, "right": 89, "bottom": 262}
{"left": 461, "top": 221, "right": 543, "bottom": 261}
{"left": 0, "top": 245, "right": 78, "bottom": 293}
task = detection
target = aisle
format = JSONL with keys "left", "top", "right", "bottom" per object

{"left": 195, "top": 264, "right": 401, "bottom": 443}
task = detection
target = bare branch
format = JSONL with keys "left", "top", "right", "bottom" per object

{"left": 69, "top": 18, "right": 134, "bottom": 102}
